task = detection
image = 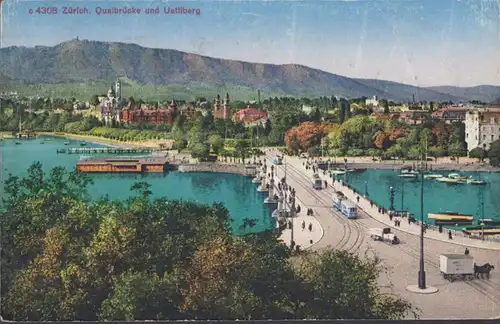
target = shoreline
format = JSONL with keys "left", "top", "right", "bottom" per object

{"left": 27, "top": 133, "right": 500, "bottom": 172}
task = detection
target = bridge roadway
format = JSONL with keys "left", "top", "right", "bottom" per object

{"left": 264, "top": 150, "right": 500, "bottom": 319}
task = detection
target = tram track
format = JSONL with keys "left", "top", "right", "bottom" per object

{"left": 265, "top": 153, "right": 365, "bottom": 252}
{"left": 265, "top": 152, "right": 500, "bottom": 307}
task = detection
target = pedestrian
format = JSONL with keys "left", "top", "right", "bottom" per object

{"left": 302, "top": 221, "right": 305, "bottom": 231}
{"left": 370, "top": 201, "right": 374, "bottom": 208}
{"left": 297, "top": 205, "right": 301, "bottom": 214}
{"left": 324, "top": 180, "right": 328, "bottom": 188}
{"left": 356, "top": 196, "right": 360, "bottom": 203}
{"left": 448, "top": 230, "right": 453, "bottom": 240}
{"left": 465, "top": 248, "right": 470, "bottom": 255}
{"left": 308, "top": 223, "right": 313, "bottom": 231}
{"left": 389, "top": 213, "right": 393, "bottom": 221}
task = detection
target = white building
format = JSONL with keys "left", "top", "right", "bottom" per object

{"left": 465, "top": 107, "right": 500, "bottom": 152}
{"left": 99, "top": 79, "right": 123, "bottom": 125}
{"left": 365, "top": 95, "right": 379, "bottom": 107}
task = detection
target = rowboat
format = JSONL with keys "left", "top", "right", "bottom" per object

{"left": 467, "top": 179, "right": 486, "bottom": 185}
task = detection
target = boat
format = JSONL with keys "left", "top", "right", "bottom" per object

{"left": 40, "top": 141, "right": 45, "bottom": 144}
{"left": 463, "top": 228, "right": 500, "bottom": 236}
{"left": 331, "top": 169, "right": 346, "bottom": 175}
{"left": 398, "top": 173, "right": 417, "bottom": 178}
{"left": 467, "top": 179, "right": 486, "bottom": 185}
{"left": 64, "top": 141, "right": 70, "bottom": 145}
{"left": 428, "top": 212, "right": 474, "bottom": 226}
{"left": 462, "top": 219, "right": 500, "bottom": 231}
{"left": 80, "top": 142, "right": 87, "bottom": 147}
{"left": 448, "top": 173, "right": 468, "bottom": 180}
{"left": 424, "top": 174, "right": 443, "bottom": 179}
{"left": 15, "top": 141, "right": 22, "bottom": 145}
{"left": 437, "top": 177, "right": 465, "bottom": 184}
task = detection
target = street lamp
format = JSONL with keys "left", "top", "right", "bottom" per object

{"left": 364, "top": 181, "right": 368, "bottom": 197}
{"left": 418, "top": 168, "right": 426, "bottom": 289}
{"left": 389, "top": 186, "right": 395, "bottom": 211}
{"left": 481, "top": 222, "right": 485, "bottom": 241}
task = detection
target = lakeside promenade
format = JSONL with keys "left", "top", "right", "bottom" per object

{"left": 264, "top": 149, "right": 500, "bottom": 319}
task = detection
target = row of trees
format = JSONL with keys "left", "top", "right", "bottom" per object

{"left": 0, "top": 163, "right": 416, "bottom": 321}
{"left": 285, "top": 116, "right": 470, "bottom": 160}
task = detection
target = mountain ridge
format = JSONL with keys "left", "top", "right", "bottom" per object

{"left": 1, "top": 39, "right": 500, "bottom": 102}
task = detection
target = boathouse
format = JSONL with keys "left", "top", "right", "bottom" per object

{"left": 77, "top": 157, "right": 168, "bottom": 173}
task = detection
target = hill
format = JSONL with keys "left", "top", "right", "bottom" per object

{"left": 0, "top": 39, "right": 498, "bottom": 102}
{"left": 426, "top": 85, "right": 500, "bottom": 103}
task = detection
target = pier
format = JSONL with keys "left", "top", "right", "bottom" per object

{"left": 15, "top": 130, "right": 37, "bottom": 139}
{"left": 76, "top": 157, "right": 168, "bottom": 173}
{"left": 60, "top": 147, "right": 156, "bottom": 155}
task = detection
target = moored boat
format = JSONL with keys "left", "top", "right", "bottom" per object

{"left": 424, "top": 174, "right": 443, "bottom": 179}
{"left": 398, "top": 173, "right": 417, "bottom": 178}
{"left": 437, "top": 177, "right": 465, "bottom": 184}
{"left": 467, "top": 179, "right": 486, "bottom": 185}
{"left": 448, "top": 173, "right": 468, "bottom": 180}
{"left": 428, "top": 212, "right": 474, "bottom": 226}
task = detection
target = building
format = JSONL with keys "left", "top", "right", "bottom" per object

{"left": 121, "top": 100, "right": 177, "bottom": 125}
{"left": 465, "top": 107, "right": 500, "bottom": 152}
{"left": 213, "top": 93, "right": 231, "bottom": 120}
{"left": 397, "top": 110, "right": 431, "bottom": 125}
{"left": 100, "top": 79, "right": 123, "bottom": 124}
{"left": 233, "top": 106, "right": 268, "bottom": 127}
{"left": 365, "top": 96, "right": 379, "bottom": 107}
{"left": 432, "top": 105, "right": 472, "bottom": 124}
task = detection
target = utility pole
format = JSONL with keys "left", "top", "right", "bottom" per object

{"left": 418, "top": 139, "right": 426, "bottom": 289}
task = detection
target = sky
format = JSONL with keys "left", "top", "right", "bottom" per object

{"left": 1, "top": 0, "right": 500, "bottom": 87}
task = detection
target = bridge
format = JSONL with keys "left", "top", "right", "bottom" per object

{"left": 57, "top": 147, "right": 156, "bottom": 155}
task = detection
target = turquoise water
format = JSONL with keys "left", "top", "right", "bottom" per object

{"left": 0, "top": 136, "right": 274, "bottom": 234}
{"left": 342, "top": 169, "right": 500, "bottom": 223}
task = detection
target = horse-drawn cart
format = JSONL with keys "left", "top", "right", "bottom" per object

{"left": 440, "top": 254, "right": 475, "bottom": 282}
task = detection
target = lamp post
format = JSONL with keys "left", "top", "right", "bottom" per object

{"left": 401, "top": 180, "right": 405, "bottom": 213}
{"left": 389, "top": 186, "right": 395, "bottom": 211}
{"left": 418, "top": 165, "right": 426, "bottom": 289}
{"left": 364, "top": 181, "right": 368, "bottom": 197}
{"left": 481, "top": 222, "right": 485, "bottom": 241}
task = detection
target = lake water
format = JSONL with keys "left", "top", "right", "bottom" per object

{"left": 342, "top": 169, "right": 500, "bottom": 223}
{"left": 0, "top": 136, "right": 274, "bottom": 235}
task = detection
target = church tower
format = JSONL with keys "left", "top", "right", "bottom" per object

{"left": 222, "top": 93, "right": 230, "bottom": 120}
{"left": 115, "top": 79, "right": 122, "bottom": 100}
{"left": 213, "top": 94, "right": 221, "bottom": 113}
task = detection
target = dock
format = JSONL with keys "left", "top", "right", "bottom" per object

{"left": 15, "top": 130, "right": 37, "bottom": 139}
{"left": 60, "top": 147, "right": 156, "bottom": 155}
{"left": 76, "top": 157, "right": 168, "bottom": 173}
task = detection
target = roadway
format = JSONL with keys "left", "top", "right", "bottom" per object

{"left": 264, "top": 150, "right": 500, "bottom": 319}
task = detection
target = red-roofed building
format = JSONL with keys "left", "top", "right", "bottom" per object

{"left": 233, "top": 106, "right": 268, "bottom": 127}
{"left": 121, "top": 100, "right": 178, "bottom": 124}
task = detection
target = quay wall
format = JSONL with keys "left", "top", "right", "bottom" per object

{"left": 177, "top": 162, "right": 253, "bottom": 176}
{"left": 344, "top": 162, "right": 500, "bottom": 172}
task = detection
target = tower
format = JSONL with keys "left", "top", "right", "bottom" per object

{"left": 222, "top": 93, "right": 230, "bottom": 120}
{"left": 213, "top": 94, "right": 221, "bottom": 112}
{"left": 115, "top": 79, "right": 122, "bottom": 100}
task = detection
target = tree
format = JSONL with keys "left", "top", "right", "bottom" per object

{"left": 469, "top": 147, "right": 486, "bottom": 162}
{"left": 448, "top": 141, "right": 466, "bottom": 163}
{"left": 427, "top": 146, "right": 446, "bottom": 162}
{"left": 285, "top": 122, "right": 335, "bottom": 152}
{"left": 90, "top": 95, "right": 100, "bottom": 106}
{"left": 298, "top": 250, "right": 416, "bottom": 319}
{"left": 208, "top": 134, "right": 224, "bottom": 155}
{"left": 1, "top": 162, "right": 417, "bottom": 321}
{"left": 373, "top": 132, "right": 392, "bottom": 150}
{"left": 488, "top": 140, "right": 500, "bottom": 167}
